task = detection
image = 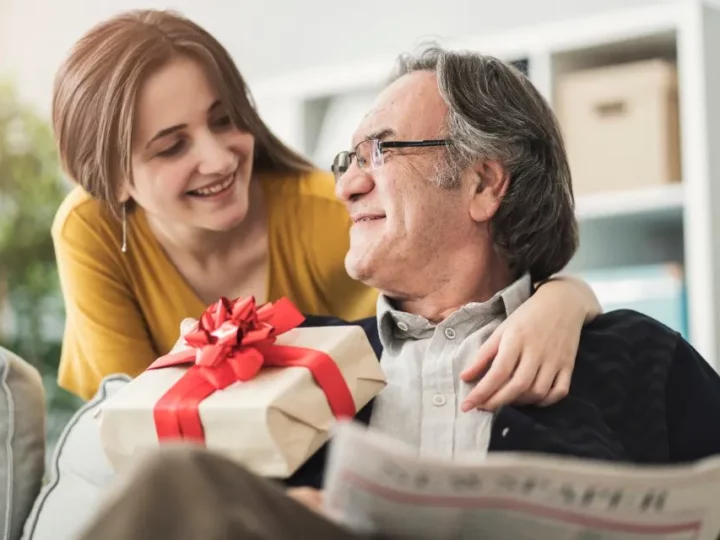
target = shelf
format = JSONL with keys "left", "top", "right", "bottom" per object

{"left": 249, "top": 1, "right": 720, "bottom": 369}
{"left": 568, "top": 184, "right": 685, "bottom": 273}
{"left": 575, "top": 184, "right": 684, "bottom": 222}
{"left": 250, "top": 4, "right": 682, "bottom": 101}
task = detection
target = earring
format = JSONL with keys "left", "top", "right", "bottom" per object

{"left": 121, "top": 202, "right": 128, "bottom": 254}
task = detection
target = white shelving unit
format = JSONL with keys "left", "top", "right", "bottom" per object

{"left": 251, "top": 0, "right": 720, "bottom": 370}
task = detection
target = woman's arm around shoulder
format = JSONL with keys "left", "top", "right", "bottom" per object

{"left": 461, "top": 274, "right": 602, "bottom": 411}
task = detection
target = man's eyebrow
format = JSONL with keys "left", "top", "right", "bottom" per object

{"left": 352, "top": 128, "right": 395, "bottom": 147}
{"left": 363, "top": 128, "right": 396, "bottom": 142}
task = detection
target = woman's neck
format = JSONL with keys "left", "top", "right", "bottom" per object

{"left": 145, "top": 178, "right": 267, "bottom": 265}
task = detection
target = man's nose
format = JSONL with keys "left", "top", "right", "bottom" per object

{"left": 197, "top": 133, "right": 236, "bottom": 176}
{"left": 335, "top": 168, "right": 375, "bottom": 203}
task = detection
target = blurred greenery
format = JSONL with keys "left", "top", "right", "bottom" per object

{"left": 0, "top": 79, "right": 82, "bottom": 445}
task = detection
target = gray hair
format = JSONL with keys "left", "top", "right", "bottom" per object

{"left": 390, "top": 45, "right": 579, "bottom": 282}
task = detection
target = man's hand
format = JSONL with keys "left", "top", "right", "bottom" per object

{"left": 287, "top": 487, "right": 325, "bottom": 514}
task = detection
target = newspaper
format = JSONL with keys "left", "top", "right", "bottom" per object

{"left": 322, "top": 421, "right": 720, "bottom": 540}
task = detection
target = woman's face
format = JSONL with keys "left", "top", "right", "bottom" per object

{"left": 126, "top": 56, "right": 256, "bottom": 232}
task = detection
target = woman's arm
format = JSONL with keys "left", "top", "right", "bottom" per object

{"left": 540, "top": 274, "right": 603, "bottom": 323}
{"left": 53, "top": 203, "right": 157, "bottom": 400}
{"left": 460, "top": 274, "right": 602, "bottom": 411}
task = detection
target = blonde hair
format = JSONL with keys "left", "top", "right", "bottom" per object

{"left": 52, "top": 9, "right": 313, "bottom": 217}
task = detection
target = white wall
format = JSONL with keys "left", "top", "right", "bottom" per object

{"left": 1, "top": 0, "right": 672, "bottom": 116}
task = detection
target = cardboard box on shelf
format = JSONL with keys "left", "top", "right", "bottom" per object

{"left": 556, "top": 59, "right": 681, "bottom": 197}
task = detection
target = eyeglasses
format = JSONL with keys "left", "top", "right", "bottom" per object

{"left": 331, "top": 138, "right": 451, "bottom": 182}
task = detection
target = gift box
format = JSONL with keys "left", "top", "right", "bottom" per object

{"left": 98, "top": 296, "right": 386, "bottom": 478}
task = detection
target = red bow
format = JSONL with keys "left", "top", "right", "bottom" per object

{"left": 148, "top": 296, "right": 357, "bottom": 443}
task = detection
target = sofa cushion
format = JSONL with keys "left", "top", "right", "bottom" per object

{"left": 22, "top": 374, "right": 128, "bottom": 540}
{"left": 0, "top": 346, "right": 46, "bottom": 540}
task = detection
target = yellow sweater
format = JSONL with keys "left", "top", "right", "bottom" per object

{"left": 52, "top": 169, "right": 378, "bottom": 400}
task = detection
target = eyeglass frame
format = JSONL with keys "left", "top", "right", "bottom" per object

{"left": 331, "top": 138, "right": 451, "bottom": 181}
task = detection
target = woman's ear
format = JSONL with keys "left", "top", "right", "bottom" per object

{"left": 116, "top": 179, "right": 131, "bottom": 204}
{"left": 469, "top": 159, "right": 509, "bottom": 223}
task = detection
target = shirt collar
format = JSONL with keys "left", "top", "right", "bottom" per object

{"left": 376, "top": 273, "right": 533, "bottom": 353}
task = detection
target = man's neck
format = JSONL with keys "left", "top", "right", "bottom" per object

{"left": 391, "top": 251, "right": 515, "bottom": 324}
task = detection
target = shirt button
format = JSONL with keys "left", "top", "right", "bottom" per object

{"left": 444, "top": 328, "right": 456, "bottom": 340}
{"left": 397, "top": 321, "right": 409, "bottom": 332}
{"left": 432, "top": 394, "right": 446, "bottom": 407}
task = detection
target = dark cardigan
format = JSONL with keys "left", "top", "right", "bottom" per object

{"left": 286, "top": 309, "right": 720, "bottom": 489}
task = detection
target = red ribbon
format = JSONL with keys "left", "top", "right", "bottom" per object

{"left": 147, "top": 296, "right": 357, "bottom": 443}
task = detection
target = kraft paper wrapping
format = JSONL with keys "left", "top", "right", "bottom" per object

{"left": 99, "top": 325, "right": 386, "bottom": 478}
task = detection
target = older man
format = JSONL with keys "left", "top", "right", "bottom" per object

{"left": 78, "top": 47, "right": 720, "bottom": 540}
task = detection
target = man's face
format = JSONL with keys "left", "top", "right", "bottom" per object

{"left": 335, "top": 71, "right": 481, "bottom": 298}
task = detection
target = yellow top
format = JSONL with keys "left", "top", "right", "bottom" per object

{"left": 52, "top": 169, "right": 378, "bottom": 400}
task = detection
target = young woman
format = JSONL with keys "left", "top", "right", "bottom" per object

{"left": 51, "top": 9, "right": 600, "bottom": 402}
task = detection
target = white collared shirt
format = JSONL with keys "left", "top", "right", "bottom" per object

{"left": 369, "top": 274, "right": 532, "bottom": 461}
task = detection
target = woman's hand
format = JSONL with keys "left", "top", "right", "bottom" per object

{"left": 460, "top": 276, "right": 602, "bottom": 412}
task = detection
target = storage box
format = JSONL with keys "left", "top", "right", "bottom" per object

{"left": 555, "top": 59, "right": 681, "bottom": 197}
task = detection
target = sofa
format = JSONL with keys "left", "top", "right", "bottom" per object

{"left": 0, "top": 346, "right": 128, "bottom": 540}
{"left": 0, "top": 346, "right": 46, "bottom": 540}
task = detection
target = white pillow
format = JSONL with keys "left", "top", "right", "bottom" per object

{"left": 21, "top": 375, "right": 128, "bottom": 540}
{"left": 0, "top": 347, "right": 46, "bottom": 540}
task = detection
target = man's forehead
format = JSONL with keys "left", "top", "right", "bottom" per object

{"left": 351, "top": 71, "right": 447, "bottom": 145}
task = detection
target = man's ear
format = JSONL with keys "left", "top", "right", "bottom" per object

{"left": 469, "top": 159, "right": 509, "bottom": 223}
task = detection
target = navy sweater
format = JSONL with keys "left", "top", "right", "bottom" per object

{"left": 286, "top": 310, "right": 720, "bottom": 488}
